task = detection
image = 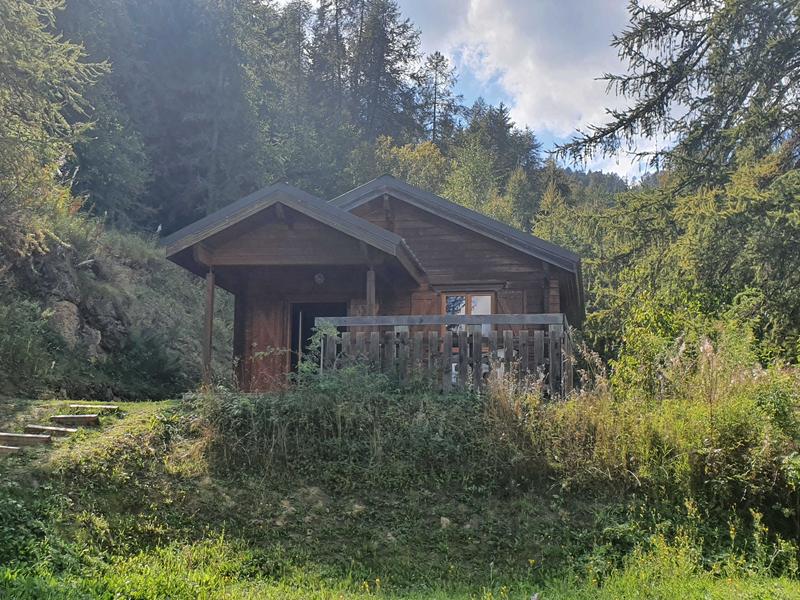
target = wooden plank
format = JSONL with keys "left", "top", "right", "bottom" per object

{"left": 413, "top": 332, "right": 423, "bottom": 371}
{"left": 0, "top": 432, "right": 51, "bottom": 445}
{"left": 68, "top": 404, "right": 118, "bottom": 413}
{"left": 369, "top": 331, "right": 380, "bottom": 366}
{"left": 442, "top": 331, "right": 453, "bottom": 394}
{"left": 366, "top": 268, "right": 376, "bottom": 316}
{"left": 428, "top": 331, "right": 439, "bottom": 381}
{"left": 457, "top": 330, "right": 468, "bottom": 391}
{"left": 341, "top": 332, "right": 352, "bottom": 362}
{"left": 398, "top": 330, "right": 409, "bottom": 382}
{"left": 324, "top": 334, "right": 337, "bottom": 370}
{"left": 383, "top": 331, "right": 395, "bottom": 374}
{"left": 25, "top": 425, "right": 77, "bottom": 437}
{"left": 316, "top": 313, "right": 566, "bottom": 328}
{"left": 355, "top": 331, "right": 366, "bottom": 358}
{"left": 489, "top": 330, "right": 498, "bottom": 362}
{"left": 533, "top": 330, "right": 545, "bottom": 374}
{"left": 503, "top": 330, "right": 513, "bottom": 375}
{"left": 519, "top": 330, "right": 529, "bottom": 373}
{"left": 202, "top": 268, "right": 215, "bottom": 386}
{"left": 563, "top": 329, "right": 574, "bottom": 393}
{"left": 51, "top": 414, "right": 99, "bottom": 427}
{"left": 0, "top": 445, "right": 21, "bottom": 455}
{"left": 549, "top": 323, "right": 563, "bottom": 396}
{"left": 471, "top": 326, "right": 483, "bottom": 390}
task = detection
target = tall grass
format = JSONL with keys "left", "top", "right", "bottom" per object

{"left": 198, "top": 319, "right": 800, "bottom": 575}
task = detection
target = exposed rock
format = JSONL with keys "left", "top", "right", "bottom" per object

{"left": 83, "top": 294, "right": 127, "bottom": 351}
{"left": 49, "top": 301, "right": 81, "bottom": 349}
{"left": 440, "top": 516, "right": 452, "bottom": 529}
{"left": 82, "top": 326, "right": 106, "bottom": 362}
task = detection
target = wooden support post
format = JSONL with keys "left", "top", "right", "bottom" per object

{"left": 548, "top": 323, "right": 563, "bottom": 397}
{"left": 519, "top": 329, "right": 529, "bottom": 373}
{"left": 442, "top": 331, "right": 453, "bottom": 394}
{"left": 533, "top": 329, "right": 545, "bottom": 375}
{"left": 471, "top": 326, "right": 483, "bottom": 391}
{"left": 202, "top": 268, "right": 215, "bottom": 386}
{"left": 366, "top": 267, "right": 376, "bottom": 316}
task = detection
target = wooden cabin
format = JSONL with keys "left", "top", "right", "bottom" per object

{"left": 163, "top": 176, "right": 583, "bottom": 392}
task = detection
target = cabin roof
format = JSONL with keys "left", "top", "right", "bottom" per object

{"left": 161, "top": 182, "right": 425, "bottom": 281}
{"left": 330, "top": 174, "right": 581, "bottom": 274}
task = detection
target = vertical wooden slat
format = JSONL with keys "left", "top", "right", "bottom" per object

{"left": 533, "top": 329, "right": 545, "bottom": 375}
{"left": 471, "top": 326, "right": 483, "bottom": 390}
{"left": 519, "top": 330, "right": 529, "bottom": 374}
{"left": 369, "top": 331, "right": 380, "bottom": 367}
{"left": 366, "top": 268, "right": 376, "bottom": 316}
{"left": 489, "top": 330, "right": 498, "bottom": 361}
{"left": 503, "top": 330, "right": 513, "bottom": 375}
{"left": 563, "top": 329, "right": 573, "bottom": 393}
{"left": 398, "top": 330, "right": 409, "bottom": 383}
{"left": 355, "top": 331, "right": 366, "bottom": 358}
{"left": 202, "top": 269, "right": 215, "bottom": 386}
{"left": 457, "top": 330, "right": 468, "bottom": 390}
{"left": 383, "top": 331, "right": 394, "bottom": 374}
{"left": 324, "top": 333, "right": 337, "bottom": 369}
{"left": 341, "top": 332, "right": 352, "bottom": 364}
{"left": 428, "top": 331, "right": 439, "bottom": 382}
{"left": 442, "top": 331, "right": 453, "bottom": 394}
{"left": 413, "top": 332, "right": 423, "bottom": 371}
{"left": 549, "top": 323, "right": 563, "bottom": 397}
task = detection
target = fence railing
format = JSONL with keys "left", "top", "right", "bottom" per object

{"left": 315, "top": 314, "right": 574, "bottom": 396}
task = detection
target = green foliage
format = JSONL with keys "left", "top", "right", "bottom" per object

{"left": 197, "top": 367, "right": 535, "bottom": 490}
{"left": 559, "top": 0, "right": 800, "bottom": 183}
{"left": 0, "top": 0, "right": 104, "bottom": 265}
{"left": 0, "top": 293, "right": 62, "bottom": 393}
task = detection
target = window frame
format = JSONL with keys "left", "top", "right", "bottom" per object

{"left": 440, "top": 291, "right": 496, "bottom": 334}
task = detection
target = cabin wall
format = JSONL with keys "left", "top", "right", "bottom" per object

{"left": 351, "top": 198, "right": 566, "bottom": 317}
{"left": 232, "top": 265, "right": 385, "bottom": 391}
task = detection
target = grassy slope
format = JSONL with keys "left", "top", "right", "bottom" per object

{"left": 1, "top": 397, "right": 799, "bottom": 599}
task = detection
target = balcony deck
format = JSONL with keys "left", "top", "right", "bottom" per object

{"left": 315, "top": 313, "right": 575, "bottom": 396}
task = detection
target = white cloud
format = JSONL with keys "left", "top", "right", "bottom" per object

{"left": 401, "top": 0, "right": 645, "bottom": 174}
{"left": 404, "top": 0, "right": 631, "bottom": 135}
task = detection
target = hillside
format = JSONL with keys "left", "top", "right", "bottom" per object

{"left": 0, "top": 228, "right": 233, "bottom": 400}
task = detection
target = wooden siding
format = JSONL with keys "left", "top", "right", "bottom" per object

{"left": 351, "top": 197, "right": 558, "bottom": 315}
{"left": 203, "top": 205, "right": 371, "bottom": 266}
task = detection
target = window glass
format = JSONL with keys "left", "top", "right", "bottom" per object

{"left": 445, "top": 295, "right": 466, "bottom": 332}
{"left": 445, "top": 295, "right": 467, "bottom": 315}
{"left": 471, "top": 295, "right": 492, "bottom": 315}
{"left": 471, "top": 294, "right": 492, "bottom": 336}
{"left": 444, "top": 293, "right": 493, "bottom": 334}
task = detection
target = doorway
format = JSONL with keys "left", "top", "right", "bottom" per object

{"left": 290, "top": 302, "right": 348, "bottom": 371}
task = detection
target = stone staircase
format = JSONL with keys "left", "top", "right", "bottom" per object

{"left": 0, "top": 404, "right": 119, "bottom": 455}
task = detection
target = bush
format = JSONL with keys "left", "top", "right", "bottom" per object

{"left": 196, "top": 366, "right": 545, "bottom": 491}
{"left": 197, "top": 324, "right": 800, "bottom": 569}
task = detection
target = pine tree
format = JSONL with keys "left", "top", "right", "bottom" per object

{"left": 415, "top": 51, "right": 460, "bottom": 147}
{"left": 348, "top": 0, "right": 421, "bottom": 139}
{"left": 558, "top": 0, "right": 800, "bottom": 184}
{"left": 0, "top": 0, "right": 103, "bottom": 260}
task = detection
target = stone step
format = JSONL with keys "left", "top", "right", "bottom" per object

{"left": 25, "top": 424, "right": 77, "bottom": 437}
{"left": 0, "top": 432, "right": 52, "bottom": 446}
{"left": 0, "top": 445, "right": 21, "bottom": 455}
{"left": 51, "top": 414, "right": 100, "bottom": 427}
{"left": 68, "top": 404, "right": 119, "bottom": 413}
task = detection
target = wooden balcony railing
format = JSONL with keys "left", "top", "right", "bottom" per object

{"left": 314, "top": 313, "right": 574, "bottom": 396}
